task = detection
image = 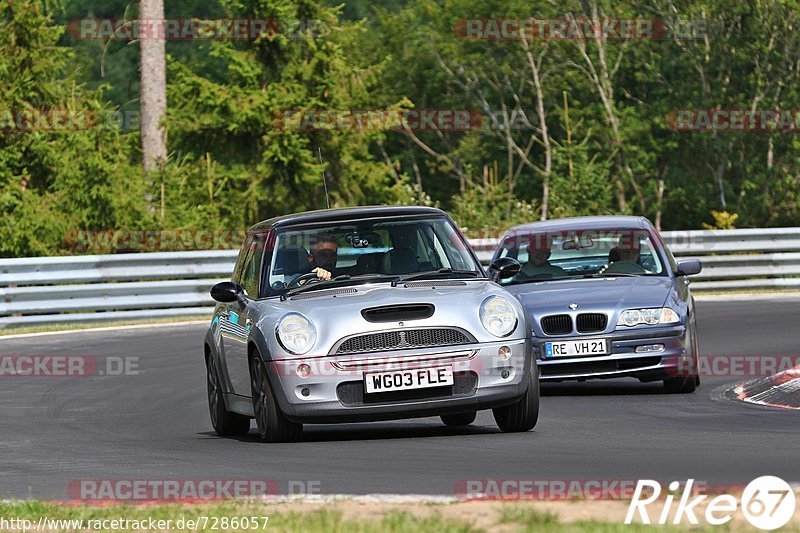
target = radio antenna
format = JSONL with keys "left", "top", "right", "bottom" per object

{"left": 318, "top": 147, "right": 330, "bottom": 209}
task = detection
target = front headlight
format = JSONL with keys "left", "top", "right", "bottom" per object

{"left": 480, "top": 295, "right": 517, "bottom": 337}
{"left": 618, "top": 308, "right": 680, "bottom": 327}
{"left": 276, "top": 313, "right": 317, "bottom": 354}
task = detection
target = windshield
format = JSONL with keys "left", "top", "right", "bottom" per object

{"left": 497, "top": 228, "right": 666, "bottom": 285}
{"left": 264, "top": 216, "right": 480, "bottom": 296}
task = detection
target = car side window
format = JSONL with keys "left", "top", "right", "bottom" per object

{"left": 232, "top": 235, "right": 253, "bottom": 282}
{"left": 239, "top": 239, "right": 263, "bottom": 298}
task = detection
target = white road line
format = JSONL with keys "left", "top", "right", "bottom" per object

{"left": 0, "top": 320, "right": 209, "bottom": 340}
{"left": 695, "top": 293, "right": 800, "bottom": 301}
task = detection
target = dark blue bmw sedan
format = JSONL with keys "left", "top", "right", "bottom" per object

{"left": 490, "top": 216, "right": 703, "bottom": 393}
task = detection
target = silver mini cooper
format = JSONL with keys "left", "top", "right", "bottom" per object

{"left": 204, "top": 206, "right": 538, "bottom": 442}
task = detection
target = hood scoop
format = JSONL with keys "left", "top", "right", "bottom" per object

{"left": 361, "top": 304, "right": 435, "bottom": 323}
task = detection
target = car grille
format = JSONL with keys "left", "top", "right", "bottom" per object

{"left": 541, "top": 314, "right": 573, "bottom": 335}
{"left": 334, "top": 328, "right": 475, "bottom": 355}
{"left": 539, "top": 357, "right": 662, "bottom": 377}
{"left": 576, "top": 313, "right": 607, "bottom": 333}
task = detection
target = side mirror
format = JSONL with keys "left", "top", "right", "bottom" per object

{"left": 211, "top": 281, "right": 247, "bottom": 305}
{"left": 489, "top": 257, "right": 521, "bottom": 281}
{"left": 675, "top": 259, "right": 702, "bottom": 277}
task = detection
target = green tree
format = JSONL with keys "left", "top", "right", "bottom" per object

{"left": 164, "top": 0, "right": 406, "bottom": 225}
{"left": 0, "top": 1, "right": 147, "bottom": 257}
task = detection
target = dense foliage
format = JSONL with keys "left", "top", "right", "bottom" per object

{"left": 1, "top": 0, "right": 799, "bottom": 256}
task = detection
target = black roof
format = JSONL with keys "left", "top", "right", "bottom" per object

{"left": 248, "top": 206, "right": 447, "bottom": 232}
{"left": 505, "top": 216, "right": 653, "bottom": 234}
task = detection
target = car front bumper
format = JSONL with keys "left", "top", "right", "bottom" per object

{"left": 535, "top": 325, "right": 690, "bottom": 382}
{"left": 264, "top": 338, "right": 531, "bottom": 423}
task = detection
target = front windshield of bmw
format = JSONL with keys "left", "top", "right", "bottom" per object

{"left": 497, "top": 228, "right": 666, "bottom": 285}
{"left": 265, "top": 216, "right": 481, "bottom": 296}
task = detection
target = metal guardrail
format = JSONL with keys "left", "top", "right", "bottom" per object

{"left": 2, "top": 228, "right": 800, "bottom": 329}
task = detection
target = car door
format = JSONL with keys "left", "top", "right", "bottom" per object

{"left": 219, "top": 235, "right": 264, "bottom": 396}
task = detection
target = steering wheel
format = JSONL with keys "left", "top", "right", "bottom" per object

{"left": 286, "top": 272, "right": 323, "bottom": 289}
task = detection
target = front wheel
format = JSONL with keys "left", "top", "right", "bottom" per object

{"left": 206, "top": 354, "right": 250, "bottom": 436}
{"left": 663, "top": 355, "right": 698, "bottom": 393}
{"left": 664, "top": 332, "right": 699, "bottom": 394}
{"left": 249, "top": 354, "right": 302, "bottom": 443}
{"left": 492, "top": 360, "right": 540, "bottom": 433}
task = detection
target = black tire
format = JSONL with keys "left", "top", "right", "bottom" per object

{"left": 664, "top": 355, "right": 698, "bottom": 393}
{"left": 249, "top": 354, "right": 302, "bottom": 443}
{"left": 441, "top": 412, "right": 476, "bottom": 426}
{"left": 693, "top": 326, "right": 701, "bottom": 387}
{"left": 206, "top": 354, "right": 250, "bottom": 436}
{"left": 492, "top": 360, "right": 540, "bottom": 433}
{"left": 664, "top": 373, "right": 697, "bottom": 393}
{"left": 664, "top": 328, "right": 699, "bottom": 394}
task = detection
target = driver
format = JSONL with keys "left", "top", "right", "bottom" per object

{"left": 518, "top": 235, "right": 565, "bottom": 279}
{"left": 307, "top": 234, "right": 338, "bottom": 281}
{"left": 604, "top": 239, "right": 646, "bottom": 274}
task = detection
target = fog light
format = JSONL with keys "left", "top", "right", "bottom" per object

{"left": 301, "top": 387, "right": 310, "bottom": 397}
{"left": 635, "top": 344, "right": 665, "bottom": 353}
{"left": 296, "top": 364, "right": 311, "bottom": 378}
{"left": 501, "top": 369, "right": 510, "bottom": 379}
{"left": 497, "top": 346, "right": 512, "bottom": 360}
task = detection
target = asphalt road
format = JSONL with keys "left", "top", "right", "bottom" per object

{"left": 1, "top": 298, "right": 798, "bottom": 500}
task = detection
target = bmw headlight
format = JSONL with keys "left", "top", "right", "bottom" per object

{"left": 480, "top": 296, "right": 517, "bottom": 337}
{"left": 618, "top": 308, "right": 680, "bottom": 327}
{"left": 276, "top": 313, "right": 317, "bottom": 354}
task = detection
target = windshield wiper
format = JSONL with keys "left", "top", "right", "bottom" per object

{"left": 282, "top": 273, "right": 397, "bottom": 300}
{"left": 392, "top": 268, "right": 483, "bottom": 286}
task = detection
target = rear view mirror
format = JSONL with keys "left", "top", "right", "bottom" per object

{"left": 211, "top": 282, "right": 247, "bottom": 305}
{"left": 346, "top": 231, "right": 380, "bottom": 248}
{"left": 675, "top": 259, "right": 702, "bottom": 276}
{"left": 489, "top": 257, "right": 521, "bottom": 281}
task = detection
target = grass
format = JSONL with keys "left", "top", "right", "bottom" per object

{"left": 0, "top": 316, "right": 211, "bottom": 336}
{"left": 498, "top": 506, "right": 721, "bottom": 532}
{"left": 3, "top": 499, "right": 788, "bottom": 532}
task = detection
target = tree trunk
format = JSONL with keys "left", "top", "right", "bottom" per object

{"left": 654, "top": 165, "right": 666, "bottom": 232}
{"left": 140, "top": 0, "right": 167, "bottom": 172}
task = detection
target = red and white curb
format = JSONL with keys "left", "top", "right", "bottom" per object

{"left": 732, "top": 366, "right": 800, "bottom": 410}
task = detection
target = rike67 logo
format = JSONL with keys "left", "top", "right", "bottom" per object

{"left": 626, "top": 477, "right": 796, "bottom": 530}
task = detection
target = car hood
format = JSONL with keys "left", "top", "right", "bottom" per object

{"left": 250, "top": 280, "right": 529, "bottom": 358}
{"left": 504, "top": 276, "right": 675, "bottom": 333}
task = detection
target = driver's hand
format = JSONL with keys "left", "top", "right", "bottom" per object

{"left": 311, "top": 267, "right": 332, "bottom": 281}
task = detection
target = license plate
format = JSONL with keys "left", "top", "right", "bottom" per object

{"left": 545, "top": 338, "right": 608, "bottom": 358}
{"left": 364, "top": 366, "right": 454, "bottom": 394}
